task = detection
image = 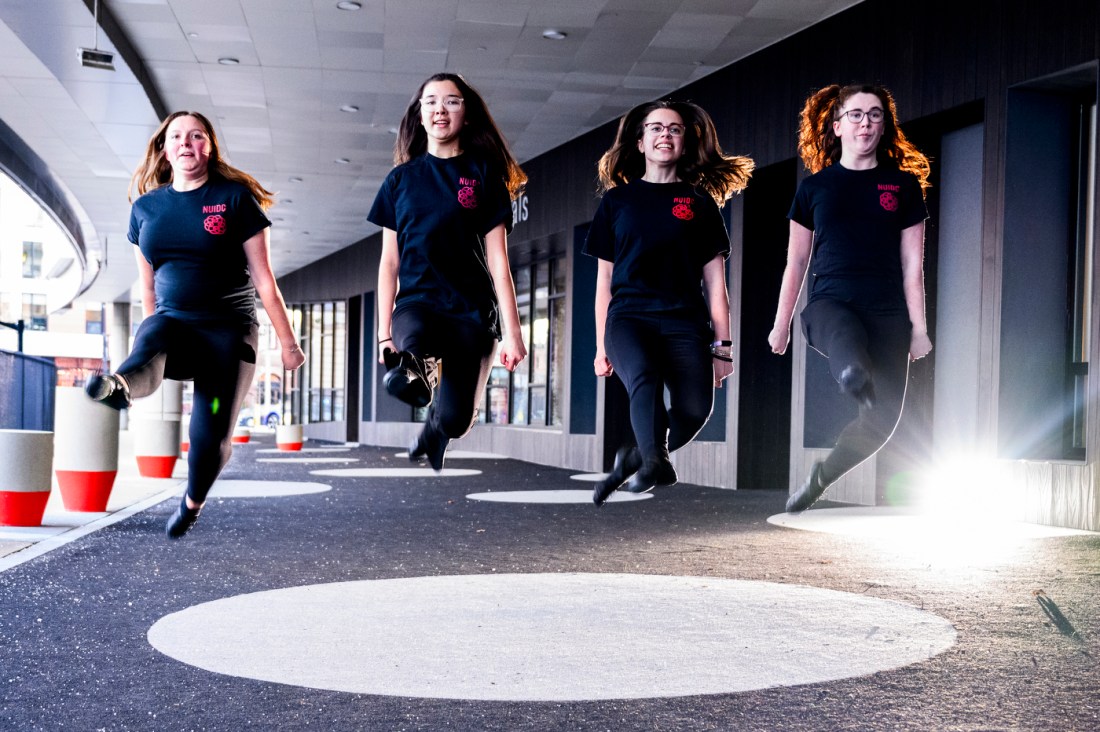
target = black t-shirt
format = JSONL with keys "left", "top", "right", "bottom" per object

{"left": 368, "top": 152, "right": 513, "bottom": 329}
{"left": 789, "top": 163, "right": 927, "bottom": 313}
{"left": 128, "top": 176, "right": 270, "bottom": 325}
{"left": 583, "top": 179, "right": 730, "bottom": 321}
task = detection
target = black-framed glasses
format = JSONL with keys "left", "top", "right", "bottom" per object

{"left": 838, "top": 108, "right": 885, "bottom": 124}
{"left": 642, "top": 122, "right": 686, "bottom": 137}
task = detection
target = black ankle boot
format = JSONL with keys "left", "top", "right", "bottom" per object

{"left": 409, "top": 427, "right": 449, "bottom": 472}
{"left": 383, "top": 350, "right": 437, "bottom": 408}
{"left": 166, "top": 496, "right": 203, "bottom": 539}
{"left": 785, "top": 461, "right": 828, "bottom": 513}
{"left": 593, "top": 446, "right": 642, "bottom": 507}
{"left": 85, "top": 373, "right": 132, "bottom": 410}
{"left": 624, "top": 456, "right": 677, "bottom": 494}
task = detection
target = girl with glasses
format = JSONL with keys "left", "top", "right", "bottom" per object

{"left": 768, "top": 83, "right": 932, "bottom": 513}
{"left": 585, "top": 100, "right": 753, "bottom": 505}
{"left": 86, "top": 111, "right": 306, "bottom": 539}
{"left": 369, "top": 73, "right": 527, "bottom": 471}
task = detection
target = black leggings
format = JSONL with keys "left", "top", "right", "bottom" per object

{"left": 117, "top": 314, "right": 258, "bottom": 504}
{"left": 604, "top": 312, "right": 715, "bottom": 462}
{"left": 391, "top": 305, "right": 496, "bottom": 441}
{"left": 800, "top": 299, "right": 911, "bottom": 484}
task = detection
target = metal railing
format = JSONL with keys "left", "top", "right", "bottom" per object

{"left": 0, "top": 348, "right": 56, "bottom": 430}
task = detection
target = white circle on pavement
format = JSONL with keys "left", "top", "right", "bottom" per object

{"left": 310, "top": 468, "right": 481, "bottom": 478}
{"left": 147, "top": 573, "right": 955, "bottom": 701}
{"left": 256, "top": 457, "right": 359, "bottom": 464}
{"left": 395, "top": 450, "right": 506, "bottom": 460}
{"left": 570, "top": 473, "right": 606, "bottom": 482}
{"left": 467, "top": 490, "right": 651, "bottom": 504}
{"left": 205, "top": 480, "right": 331, "bottom": 498}
{"left": 767, "top": 506, "right": 1098, "bottom": 539}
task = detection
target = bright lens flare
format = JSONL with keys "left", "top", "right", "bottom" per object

{"left": 902, "top": 457, "right": 1029, "bottom": 566}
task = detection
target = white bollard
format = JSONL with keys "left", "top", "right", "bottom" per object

{"left": 0, "top": 429, "right": 54, "bottom": 526}
{"left": 130, "top": 380, "right": 183, "bottom": 478}
{"left": 53, "top": 387, "right": 120, "bottom": 512}
{"left": 275, "top": 423, "right": 304, "bottom": 451}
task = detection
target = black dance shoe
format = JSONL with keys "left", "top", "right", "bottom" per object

{"left": 838, "top": 365, "right": 875, "bottom": 409}
{"left": 623, "top": 456, "right": 678, "bottom": 494}
{"left": 85, "top": 373, "right": 132, "bottom": 410}
{"left": 592, "top": 446, "right": 642, "bottom": 507}
{"left": 785, "top": 461, "right": 828, "bottom": 513}
{"left": 409, "top": 428, "right": 449, "bottom": 472}
{"left": 165, "top": 498, "right": 203, "bottom": 539}
{"left": 383, "top": 350, "right": 438, "bottom": 408}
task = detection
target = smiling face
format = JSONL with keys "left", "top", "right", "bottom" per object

{"left": 163, "top": 114, "right": 212, "bottom": 182}
{"left": 419, "top": 79, "right": 466, "bottom": 152}
{"left": 637, "top": 108, "right": 685, "bottom": 170}
{"left": 832, "top": 91, "right": 885, "bottom": 161}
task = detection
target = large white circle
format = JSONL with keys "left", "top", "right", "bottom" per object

{"left": 147, "top": 573, "right": 955, "bottom": 701}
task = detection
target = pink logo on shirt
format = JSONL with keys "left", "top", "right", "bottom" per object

{"left": 879, "top": 191, "right": 899, "bottom": 211}
{"left": 457, "top": 186, "right": 478, "bottom": 209}
{"left": 672, "top": 197, "right": 694, "bottom": 220}
{"left": 204, "top": 214, "right": 227, "bottom": 234}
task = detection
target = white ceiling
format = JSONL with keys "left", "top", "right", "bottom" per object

{"left": 0, "top": 0, "right": 863, "bottom": 305}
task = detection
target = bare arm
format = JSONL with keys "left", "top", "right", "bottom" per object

{"left": 900, "top": 220, "right": 932, "bottom": 360}
{"left": 767, "top": 220, "right": 814, "bottom": 355}
{"left": 376, "top": 227, "right": 400, "bottom": 363}
{"left": 243, "top": 228, "right": 305, "bottom": 371}
{"left": 702, "top": 254, "right": 733, "bottom": 387}
{"left": 484, "top": 223, "right": 527, "bottom": 372}
{"left": 593, "top": 259, "right": 613, "bottom": 376}
{"left": 134, "top": 248, "right": 156, "bottom": 319}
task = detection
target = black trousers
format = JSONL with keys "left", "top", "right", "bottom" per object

{"left": 604, "top": 311, "right": 715, "bottom": 462}
{"left": 391, "top": 304, "right": 496, "bottom": 441}
{"left": 117, "top": 313, "right": 258, "bottom": 504}
{"left": 800, "top": 298, "right": 911, "bottom": 484}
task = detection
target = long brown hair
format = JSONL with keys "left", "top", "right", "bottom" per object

{"left": 596, "top": 100, "right": 753, "bottom": 206}
{"left": 128, "top": 111, "right": 276, "bottom": 209}
{"left": 394, "top": 73, "right": 527, "bottom": 199}
{"left": 797, "top": 84, "right": 931, "bottom": 193}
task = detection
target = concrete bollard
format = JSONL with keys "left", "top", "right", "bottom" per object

{"left": 231, "top": 426, "right": 250, "bottom": 444}
{"left": 53, "top": 386, "right": 120, "bottom": 512}
{"left": 131, "top": 419, "right": 181, "bottom": 478}
{"left": 0, "top": 429, "right": 54, "bottom": 526}
{"left": 130, "top": 380, "right": 182, "bottom": 478}
{"left": 180, "top": 414, "right": 190, "bottom": 454}
{"left": 275, "top": 423, "right": 303, "bottom": 451}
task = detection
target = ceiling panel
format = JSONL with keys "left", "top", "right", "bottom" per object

{"left": 0, "top": 0, "right": 866, "bottom": 306}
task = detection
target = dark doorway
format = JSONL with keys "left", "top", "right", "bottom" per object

{"left": 737, "top": 159, "right": 797, "bottom": 490}
{"left": 346, "top": 294, "right": 361, "bottom": 443}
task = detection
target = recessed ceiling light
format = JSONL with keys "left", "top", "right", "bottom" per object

{"left": 187, "top": 32, "right": 199, "bottom": 39}
{"left": 387, "top": 127, "right": 398, "bottom": 135}
{"left": 340, "top": 104, "right": 360, "bottom": 113}
{"left": 217, "top": 57, "right": 240, "bottom": 65}
{"left": 336, "top": 1, "right": 361, "bottom": 9}
{"left": 289, "top": 176, "right": 303, "bottom": 183}
{"left": 335, "top": 157, "right": 351, "bottom": 164}
{"left": 302, "top": 231, "right": 311, "bottom": 236}
{"left": 542, "top": 29, "right": 567, "bottom": 40}
{"left": 282, "top": 199, "right": 293, "bottom": 204}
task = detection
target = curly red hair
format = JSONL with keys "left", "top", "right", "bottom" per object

{"left": 797, "top": 84, "right": 930, "bottom": 194}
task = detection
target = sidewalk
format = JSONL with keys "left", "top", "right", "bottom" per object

{"left": 0, "top": 428, "right": 185, "bottom": 565}
{"left": 1, "top": 430, "right": 1098, "bottom": 730}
